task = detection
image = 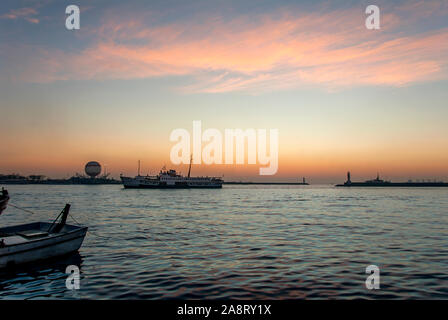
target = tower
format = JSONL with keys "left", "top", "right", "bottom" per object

{"left": 85, "top": 161, "right": 102, "bottom": 178}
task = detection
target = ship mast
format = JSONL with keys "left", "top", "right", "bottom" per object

{"left": 188, "top": 154, "right": 192, "bottom": 178}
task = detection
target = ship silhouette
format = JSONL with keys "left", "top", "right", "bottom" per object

{"left": 336, "top": 172, "right": 448, "bottom": 187}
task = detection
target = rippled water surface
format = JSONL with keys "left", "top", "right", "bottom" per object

{"left": 1, "top": 185, "right": 447, "bottom": 299}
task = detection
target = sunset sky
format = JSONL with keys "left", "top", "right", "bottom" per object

{"left": 1, "top": 0, "right": 448, "bottom": 183}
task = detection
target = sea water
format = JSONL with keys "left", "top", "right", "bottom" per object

{"left": 0, "top": 185, "right": 447, "bottom": 299}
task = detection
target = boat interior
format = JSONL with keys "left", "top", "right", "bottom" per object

{"left": 0, "top": 222, "right": 83, "bottom": 247}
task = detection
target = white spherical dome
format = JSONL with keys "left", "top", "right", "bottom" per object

{"left": 85, "top": 161, "right": 101, "bottom": 178}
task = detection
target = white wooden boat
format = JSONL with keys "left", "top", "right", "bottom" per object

{"left": 0, "top": 204, "right": 88, "bottom": 269}
{"left": 0, "top": 188, "right": 9, "bottom": 215}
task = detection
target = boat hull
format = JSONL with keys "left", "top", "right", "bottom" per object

{"left": 121, "top": 176, "right": 223, "bottom": 189}
{"left": 336, "top": 182, "right": 448, "bottom": 187}
{"left": 0, "top": 223, "right": 87, "bottom": 269}
{"left": 123, "top": 184, "right": 223, "bottom": 189}
{"left": 0, "top": 198, "right": 8, "bottom": 215}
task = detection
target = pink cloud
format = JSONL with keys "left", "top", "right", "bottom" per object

{"left": 25, "top": 17, "right": 39, "bottom": 24}
{"left": 4, "top": 4, "right": 448, "bottom": 92}
{"left": 1, "top": 7, "right": 39, "bottom": 24}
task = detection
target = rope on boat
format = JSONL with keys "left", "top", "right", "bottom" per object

{"left": 67, "top": 215, "right": 111, "bottom": 240}
{"left": 7, "top": 203, "right": 36, "bottom": 215}
{"left": 7, "top": 203, "right": 108, "bottom": 239}
{"left": 67, "top": 214, "right": 178, "bottom": 249}
{"left": 68, "top": 215, "right": 177, "bottom": 250}
{"left": 7, "top": 202, "right": 178, "bottom": 250}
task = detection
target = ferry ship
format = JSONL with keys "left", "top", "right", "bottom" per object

{"left": 120, "top": 160, "right": 223, "bottom": 189}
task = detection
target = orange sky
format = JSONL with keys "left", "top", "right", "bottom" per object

{"left": 1, "top": 1, "right": 448, "bottom": 182}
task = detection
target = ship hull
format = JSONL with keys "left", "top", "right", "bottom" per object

{"left": 336, "top": 183, "right": 448, "bottom": 187}
{"left": 123, "top": 184, "right": 222, "bottom": 189}
{"left": 336, "top": 172, "right": 448, "bottom": 187}
{"left": 120, "top": 176, "right": 222, "bottom": 189}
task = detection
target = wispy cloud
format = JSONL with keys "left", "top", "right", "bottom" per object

{"left": 3, "top": 2, "right": 448, "bottom": 92}
{"left": 1, "top": 7, "right": 39, "bottom": 24}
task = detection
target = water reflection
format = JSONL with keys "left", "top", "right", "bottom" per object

{"left": 0, "top": 185, "right": 447, "bottom": 299}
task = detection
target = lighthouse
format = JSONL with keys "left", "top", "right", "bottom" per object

{"left": 346, "top": 171, "right": 351, "bottom": 184}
